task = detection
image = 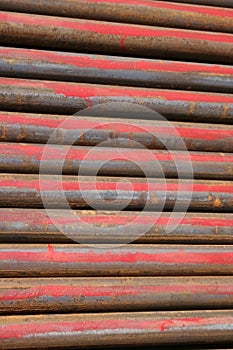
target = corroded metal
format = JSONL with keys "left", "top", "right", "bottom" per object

{"left": 1, "top": 311, "right": 233, "bottom": 348}
{"left": 0, "top": 0, "right": 233, "bottom": 33}
{"left": 0, "top": 209, "right": 233, "bottom": 244}
{"left": 0, "top": 244, "right": 233, "bottom": 276}
{"left": 1, "top": 142, "right": 233, "bottom": 180}
{"left": 1, "top": 112, "right": 233, "bottom": 152}
{"left": 1, "top": 277, "right": 233, "bottom": 314}
{"left": 1, "top": 78, "right": 233, "bottom": 122}
{"left": 1, "top": 11, "right": 233, "bottom": 63}
{"left": 0, "top": 174, "right": 233, "bottom": 211}
{"left": 1, "top": 47, "right": 233, "bottom": 93}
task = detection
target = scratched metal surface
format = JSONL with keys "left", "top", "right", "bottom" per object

{"left": 0, "top": 2, "right": 233, "bottom": 349}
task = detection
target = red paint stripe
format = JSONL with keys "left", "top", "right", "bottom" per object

{"left": 1, "top": 48, "right": 233, "bottom": 75}
{"left": 0, "top": 211, "right": 232, "bottom": 227}
{"left": 79, "top": 0, "right": 233, "bottom": 18}
{"left": 1, "top": 316, "right": 233, "bottom": 340}
{"left": 1, "top": 246, "right": 233, "bottom": 264}
{"left": 2, "top": 12, "right": 233, "bottom": 43}
{"left": 2, "top": 178, "right": 233, "bottom": 194}
{"left": 2, "top": 143, "right": 233, "bottom": 163}
{"left": 1, "top": 78, "right": 233, "bottom": 103}
{"left": 1, "top": 114, "right": 233, "bottom": 142}
{"left": 2, "top": 282, "right": 233, "bottom": 302}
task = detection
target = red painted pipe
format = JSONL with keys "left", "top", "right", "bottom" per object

{"left": 0, "top": 174, "right": 233, "bottom": 211}
{"left": 1, "top": 310, "right": 233, "bottom": 348}
{"left": 1, "top": 78, "right": 233, "bottom": 122}
{"left": 1, "top": 47, "right": 233, "bottom": 93}
{"left": 1, "top": 244, "right": 233, "bottom": 276}
{"left": 1, "top": 142, "right": 233, "bottom": 180}
{"left": 1, "top": 11, "right": 233, "bottom": 63}
{"left": 1, "top": 277, "right": 233, "bottom": 314}
{"left": 1, "top": 112, "right": 233, "bottom": 152}
{"left": 1, "top": 209, "right": 233, "bottom": 244}
{"left": 1, "top": 0, "right": 233, "bottom": 33}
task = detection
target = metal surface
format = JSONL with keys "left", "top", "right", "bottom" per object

{"left": 1, "top": 11, "right": 233, "bottom": 63}
{"left": 1, "top": 112, "right": 233, "bottom": 152}
{"left": 1, "top": 310, "right": 233, "bottom": 349}
{"left": 2, "top": 142, "right": 233, "bottom": 180}
{"left": 1, "top": 0, "right": 233, "bottom": 33}
{"left": 0, "top": 174, "right": 233, "bottom": 211}
{"left": 1, "top": 277, "right": 233, "bottom": 314}
{"left": 1, "top": 244, "right": 233, "bottom": 276}
{"left": 1, "top": 78, "right": 233, "bottom": 122}
{"left": 1, "top": 47, "right": 233, "bottom": 93}
{"left": 1, "top": 209, "right": 233, "bottom": 244}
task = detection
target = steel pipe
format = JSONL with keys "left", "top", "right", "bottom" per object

{"left": 1, "top": 310, "right": 233, "bottom": 349}
{"left": 1, "top": 0, "right": 233, "bottom": 33}
{"left": 1, "top": 112, "right": 233, "bottom": 152}
{"left": 0, "top": 174, "right": 233, "bottom": 211}
{"left": 1, "top": 11, "right": 233, "bottom": 63}
{"left": 1, "top": 244, "right": 233, "bottom": 276}
{"left": 1, "top": 142, "right": 233, "bottom": 180}
{"left": 0, "top": 209, "right": 233, "bottom": 244}
{"left": 1, "top": 47, "right": 233, "bottom": 93}
{"left": 1, "top": 277, "right": 233, "bottom": 314}
{"left": 1, "top": 78, "right": 233, "bottom": 122}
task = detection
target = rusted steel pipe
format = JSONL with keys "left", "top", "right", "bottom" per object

{"left": 1, "top": 79, "right": 233, "bottom": 122}
{"left": 1, "top": 174, "right": 233, "bottom": 212}
{"left": 1, "top": 310, "right": 233, "bottom": 349}
{"left": 2, "top": 142, "right": 233, "bottom": 180}
{"left": 1, "top": 0, "right": 233, "bottom": 33}
{"left": 1, "top": 47, "right": 233, "bottom": 93}
{"left": 1, "top": 209, "right": 233, "bottom": 244}
{"left": 1, "top": 12, "right": 233, "bottom": 63}
{"left": 165, "top": 0, "right": 233, "bottom": 8}
{"left": 2, "top": 209, "right": 233, "bottom": 244}
{"left": 1, "top": 277, "right": 233, "bottom": 314}
{"left": 1, "top": 244, "right": 233, "bottom": 276}
{"left": 1, "top": 112, "right": 233, "bottom": 152}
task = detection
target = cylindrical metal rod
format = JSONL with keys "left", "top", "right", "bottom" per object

{"left": 2, "top": 142, "right": 233, "bottom": 180}
{"left": 1, "top": 277, "right": 233, "bottom": 314}
{"left": 1, "top": 12, "right": 233, "bottom": 63}
{"left": 1, "top": 47, "right": 233, "bottom": 93}
{"left": 1, "top": 112, "right": 233, "bottom": 152}
{"left": 1, "top": 78, "right": 233, "bottom": 122}
{"left": 1, "top": 310, "right": 233, "bottom": 349}
{"left": 0, "top": 174, "right": 233, "bottom": 211}
{"left": 0, "top": 209, "right": 233, "bottom": 244}
{"left": 164, "top": 0, "right": 233, "bottom": 8}
{"left": 1, "top": 244, "right": 233, "bottom": 276}
{"left": 1, "top": 0, "right": 233, "bottom": 33}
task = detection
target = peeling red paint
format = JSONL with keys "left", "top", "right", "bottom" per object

{"left": 1, "top": 246, "right": 233, "bottom": 264}
{"left": 1, "top": 77, "right": 233, "bottom": 103}
{"left": 1, "top": 316, "right": 233, "bottom": 340}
